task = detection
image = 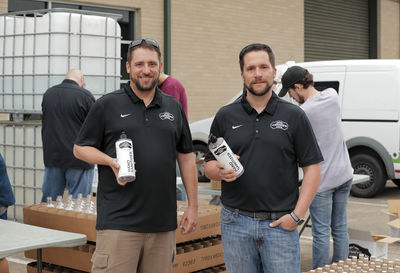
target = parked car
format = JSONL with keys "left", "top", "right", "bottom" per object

{"left": 190, "top": 59, "right": 400, "bottom": 197}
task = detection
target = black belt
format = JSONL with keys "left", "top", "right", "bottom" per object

{"left": 223, "top": 205, "right": 290, "bottom": 221}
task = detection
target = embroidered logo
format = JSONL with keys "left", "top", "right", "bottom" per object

{"left": 120, "top": 113, "right": 131, "bottom": 118}
{"left": 159, "top": 112, "right": 174, "bottom": 121}
{"left": 270, "top": 120, "right": 289, "bottom": 130}
{"left": 232, "top": 125, "right": 243, "bottom": 130}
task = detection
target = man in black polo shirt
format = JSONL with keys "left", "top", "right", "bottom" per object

{"left": 41, "top": 69, "right": 95, "bottom": 203}
{"left": 73, "top": 38, "right": 198, "bottom": 273}
{"left": 204, "top": 43, "right": 323, "bottom": 273}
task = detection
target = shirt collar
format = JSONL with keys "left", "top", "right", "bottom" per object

{"left": 62, "top": 79, "right": 79, "bottom": 86}
{"left": 241, "top": 87, "right": 279, "bottom": 115}
{"left": 123, "top": 82, "right": 162, "bottom": 108}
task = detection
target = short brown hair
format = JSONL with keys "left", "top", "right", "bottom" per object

{"left": 127, "top": 38, "right": 161, "bottom": 63}
{"left": 239, "top": 43, "right": 275, "bottom": 72}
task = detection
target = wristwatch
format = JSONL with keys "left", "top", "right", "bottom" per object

{"left": 290, "top": 211, "right": 304, "bottom": 225}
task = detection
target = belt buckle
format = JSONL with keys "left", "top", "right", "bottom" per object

{"left": 253, "top": 212, "right": 270, "bottom": 221}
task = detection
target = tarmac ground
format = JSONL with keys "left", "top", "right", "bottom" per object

{"left": 5, "top": 180, "right": 400, "bottom": 273}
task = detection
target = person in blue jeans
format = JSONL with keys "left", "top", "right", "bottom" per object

{"left": 204, "top": 43, "right": 323, "bottom": 273}
{"left": 0, "top": 152, "right": 15, "bottom": 273}
{"left": 279, "top": 66, "right": 354, "bottom": 269}
{"left": 41, "top": 69, "right": 95, "bottom": 202}
{"left": 0, "top": 153, "right": 14, "bottom": 220}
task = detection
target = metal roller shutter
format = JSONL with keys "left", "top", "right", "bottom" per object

{"left": 305, "top": 0, "right": 370, "bottom": 61}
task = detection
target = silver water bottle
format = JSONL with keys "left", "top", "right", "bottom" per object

{"left": 208, "top": 134, "right": 244, "bottom": 178}
{"left": 115, "top": 131, "right": 136, "bottom": 182}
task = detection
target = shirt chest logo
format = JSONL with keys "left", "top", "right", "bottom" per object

{"left": 270, "top": 120, "right": 289, "bottom": 130}
{"left": 159, "top": 112, "right": 174, "bottom": 121}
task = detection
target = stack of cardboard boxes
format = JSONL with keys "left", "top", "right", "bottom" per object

{"left": 387, "top": 200, "right": 400, "bottom": 238}
{"left": 23, "top": 199, "right": 226, "bottom": 273}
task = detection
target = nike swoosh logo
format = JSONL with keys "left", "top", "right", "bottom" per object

{"left": 120, "top": 113, "right": 132, "bottom": 118}
{"left": 232, "top": 125, "right": 243, "bottom": 129}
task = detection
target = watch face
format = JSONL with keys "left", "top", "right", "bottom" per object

{"left": 297, "top": 219, "right": 304, "bottom": 225}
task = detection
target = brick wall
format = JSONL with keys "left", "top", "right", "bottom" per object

{"left": 0, "top": 0, "right": 7, "bottom": 13}
{"left": 379, "top": 0, "right": 400, "bottom": 59}
{"left": 171, "top": 0, "right": 304, "bottom": 121}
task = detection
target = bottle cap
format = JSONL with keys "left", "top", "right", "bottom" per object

{"left": 208, "top": 133, "right": 217, "bottom": 144}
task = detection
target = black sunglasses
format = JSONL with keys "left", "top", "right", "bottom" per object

{"left": 129, "top": 38, "right": 160, "bottom": 50}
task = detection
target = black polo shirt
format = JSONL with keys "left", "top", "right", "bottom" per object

{"left": 42, "top": 79, "right": 95, "bottom": 169}
{"left": 75, "top": 83, "right": 193, "bottom": 233}
{"left": 205, "top": 90, "right": 323, "bottom": 212}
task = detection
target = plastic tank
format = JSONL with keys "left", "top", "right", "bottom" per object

{"left": 0, "top": 9, "right": 121, "bottom": 111}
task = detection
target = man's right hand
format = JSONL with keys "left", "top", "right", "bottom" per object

{"left": 109, "top": 158, "right": 127, "bottom": 186}
{"left": 216, "top": 162, "right": 237, "bottom": 182}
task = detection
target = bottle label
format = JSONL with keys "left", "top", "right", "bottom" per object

{"left": 116, "top": 139, "right": 136, "bottom": 182}
{"left": 209, "top": 138, "right": 244, "bottom": 178}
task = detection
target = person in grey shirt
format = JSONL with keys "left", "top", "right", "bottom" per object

{"left": 279, "top": 66, "right": 353, "bottom": 269}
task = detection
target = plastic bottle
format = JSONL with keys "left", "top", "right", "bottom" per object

{"left": 115, "top": 131, "right": 136, "bottom": 182}
{"left": 208, "top": 134, "right": 244, "bottom": 178}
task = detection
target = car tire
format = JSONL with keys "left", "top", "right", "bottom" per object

{"left": 350, "top": 153, "right": 386, "bottom": 198}
{"left": 194, "top": 143, "right": 210, "bottom": 182}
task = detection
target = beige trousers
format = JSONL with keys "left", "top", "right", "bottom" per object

{"left": 91, "top": 229, "right": 176, "bottom": 273}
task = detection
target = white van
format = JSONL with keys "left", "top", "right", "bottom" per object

{"left": 190, "top": 59, "right": 400, "bottom": 198}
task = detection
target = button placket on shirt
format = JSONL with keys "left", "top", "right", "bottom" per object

{"left": 144, "top": 105, "right": 151, "bottom": 127}
{"left": 255, "top": 116, "right": 261, "bottom": 136}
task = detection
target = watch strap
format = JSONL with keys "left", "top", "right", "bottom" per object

{"left": 290, "top": 211, "right": 303, "bottom": 225}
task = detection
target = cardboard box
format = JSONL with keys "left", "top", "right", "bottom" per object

{"left": 25, "top": 244, "right": 94, "bottom": 272}
{"left": 23, "top": 204, "right": 97, "bottom": 241}
{"left": 195, "top": 264, "right": 226, "bottom": 273}
{"left": 386, "top": 200, "right": 400, "bottom": 237}
{"left": 348, "top": 228, "right": 400, "bottom": 259}
{"left": 177, "top": 202, "right": 221, "bottom": 243}
{"left": 24, "top": 201, "right": 221, "bottom": 244}
{"left": 388, "top": 200, "right": 400, "bottom": 216}
{"left": 210, "top": 180, "right": 221, "bottom": 190}
{"left": 173, "top": 236, "right": 224, "bottom": 273}
{"left": 387, "top": 218, "right": 400, "bottom": 238}
{"left": 27, "top": 262, "right": 85, "bottom": 273}
{"left": 382, "top": 209, "right": 400, "bottom": 238}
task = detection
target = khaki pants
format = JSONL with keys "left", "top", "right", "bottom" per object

{"left": 92, "top": 229, "right": 176, "bottom": 273}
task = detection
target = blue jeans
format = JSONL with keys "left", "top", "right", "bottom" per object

{"left": 220, "top": 207, "right": 300, "bottom": 273}
{"left": 309, "top": 179, "right": 352, "bottom": 269}
{"left": 41, "top": 167, "right": 94, "bottom": 203}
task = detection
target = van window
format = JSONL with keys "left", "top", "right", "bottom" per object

{"left": 314, "top": 81, "right": 339, "bottom": 93}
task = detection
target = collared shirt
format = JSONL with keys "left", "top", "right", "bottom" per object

{"left": 205, "top": 89, "right": 323, "bottom": 212}
{"left": 75, "top": 83, "right": 193, "bottom": 232}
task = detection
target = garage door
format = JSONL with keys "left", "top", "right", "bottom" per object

{"left": 305, "top": 0, "right": 373, "bottom": 61}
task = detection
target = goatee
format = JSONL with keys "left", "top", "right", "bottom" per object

{"left": 245, "top": 82, "right": 274, "bottom": 97}
{"left": 133, "top": 78, "right": 159, "bottom": 92}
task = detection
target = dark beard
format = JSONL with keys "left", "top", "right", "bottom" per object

{"left": 132, "top": 76, "right": 159, "bottom": 92}
{"left": 245, "top": 82, "right": 274, "bottom": 97}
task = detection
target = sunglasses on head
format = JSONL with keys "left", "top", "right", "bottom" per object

{"left": 129, "top": 38, "right": 160, "bottom": 50}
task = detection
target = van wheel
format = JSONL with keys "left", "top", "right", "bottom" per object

{"left": 194, "top": 143, "right": 210, "bottom": 182}
{"left": 350, "top": 153, "right": 386, "bottom": 198}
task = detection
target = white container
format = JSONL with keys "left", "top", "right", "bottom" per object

{"left": 115, "top": 132, "right": 136, "bottom": 183}
{"left": 208, "top": 134, "right": 244, "bottom": 178}
{"left": 0, "top": 10, "right": 121, "bottom": 111}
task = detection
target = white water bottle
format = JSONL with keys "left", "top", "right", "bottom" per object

{"left": 115, "top": 131, "right": 136, "bottom": 182}
{"left": 208, "top": 134, "right": 244, "bottom": 178}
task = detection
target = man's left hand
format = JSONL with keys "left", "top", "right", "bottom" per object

{"left": 269, "top": 214, "right": 297, "bottom": 231}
